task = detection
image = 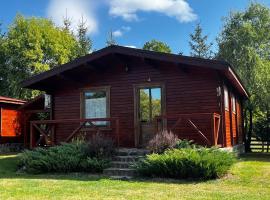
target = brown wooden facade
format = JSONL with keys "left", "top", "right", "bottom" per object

{"left": 0, "top": 96, "right": 26, "bottom": 143}
{"left": 22, "top": 45, "right": 248, "bottom": 148}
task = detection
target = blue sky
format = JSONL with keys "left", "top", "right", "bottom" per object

{"left": 0, "top": 0, "right": 269, "bottom": 55}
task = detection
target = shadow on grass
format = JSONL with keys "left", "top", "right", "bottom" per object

{"left": 239, "top": 152, "right": 270, "bottom": 162}
{"left": 0, "top": 153, "right": 269, "bottom": 184}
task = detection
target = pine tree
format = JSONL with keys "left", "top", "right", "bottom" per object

{"left": 63, "top": 11, "right": 72, "bottom": 32}
{"left": 189, "top": 23, "right": 213, "bottom": 58}
{"left": 77, "top": 16, "right": 92, "bottom": 56}
{"left": 106, "top": 29, "right": 117, "bottom": 46}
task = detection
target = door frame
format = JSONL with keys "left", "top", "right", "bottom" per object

{"left": 133, "top": 82, "right": 166, "bottom": 147}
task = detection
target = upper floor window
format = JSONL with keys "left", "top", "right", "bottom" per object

{"left": 82, "top": 87, "right": 110, "bottom": 126}
{"left": 231, "top": 94, "right": 236, "bottom": 113}
{"left": 224, "top": 86, "right": 229, "bottom": 110}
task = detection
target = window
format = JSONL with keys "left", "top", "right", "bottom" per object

{"left": 82, "top": 87, "right": 110, "bottom": 126}
{"left": 139, "top": 87, "right": 161, "bottom": 122}
{"left": 224, "top": 86, "right": 229, "bottom": 110}
{"left": 231, "top": 94, "right": 236, "bottom": 113}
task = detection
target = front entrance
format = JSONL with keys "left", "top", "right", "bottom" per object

{"left": 134, "top": 84, "right": 165, "bottom": 147}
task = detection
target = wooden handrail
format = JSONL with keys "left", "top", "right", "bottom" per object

{"left": 155, "top": 112, "right": 221, "bottom": 146}
{"left": 30, "top": 117, "right": 120, "bottom": 148}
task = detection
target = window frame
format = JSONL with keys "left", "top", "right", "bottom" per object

{"left": 224, "top": 86, "right": 229, "bottom": 111}
{"left": 80, "top": 86, "right": 111, "bottom": 126}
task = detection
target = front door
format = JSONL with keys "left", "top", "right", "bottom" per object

{"left": 134, "top": 84, "right": 165, "bottom": 147}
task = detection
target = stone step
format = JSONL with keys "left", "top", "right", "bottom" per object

{"left": 116, "top": 148, "right": 150, "bottom": 156}
{"left": 111, "top": 161, "right": 133, "bottom": 168}
{"left": 103, "top": 168, "right": 136, "bottom": 177}
{"left": 112, "top": 155, "right": 143, "bottom": 162}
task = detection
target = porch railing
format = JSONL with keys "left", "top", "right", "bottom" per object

{"left": 30, "top": 118, "right": 120, "bottom": 149}
{"left": 155, "top": 113, "right": 221, "bottom": 146}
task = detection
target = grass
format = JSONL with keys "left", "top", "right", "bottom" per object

{"left": 0, "top": 153, "right": 270, "bottom": 200}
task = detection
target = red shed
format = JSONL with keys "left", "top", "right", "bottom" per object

{"left": 0, "top": 96, "right": 26, "bottom": 143}
{"left": 22, "top": 46, "right": 248, "bottom": 150}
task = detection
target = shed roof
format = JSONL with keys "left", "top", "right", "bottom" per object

{"left": 0, "top": 96, "right": 26, "bottom": 105}
{"left": 22, "top": 45, "right": 249, "bottom": 98}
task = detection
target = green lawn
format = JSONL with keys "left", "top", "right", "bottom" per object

{"left": 0, "top": 153, "right": 270, "bottom": 200}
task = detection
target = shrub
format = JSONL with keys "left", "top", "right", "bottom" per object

{"left": 134, "top": 148, "right": 236, "bottom": 179}
{"left": 147, "top": 130, "right": 179, "bottom": 153}
{"left": 18, "top": 142, "right": 110, "bottom": 174}
{"left": 0, "top": 143, "right": 24, "bottom": 153}
{"left": 80, "top": 157, "right": 110, "bottom": 173}
{"left": 174, "top": 139, "right": 200, "bottom": 149}
{"left": 85, "top": 133, "right": 115, "bottom": 158}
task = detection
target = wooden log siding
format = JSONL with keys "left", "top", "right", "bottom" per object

{"left": 52, "top": 63, "right": 221, "bottom": 147}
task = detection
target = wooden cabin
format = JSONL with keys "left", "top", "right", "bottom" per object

{"left": 0, "top": 96, "right": 26, "bottom": 143}
{"left": 22, "top": 45, "right": 248, "bottom": 149}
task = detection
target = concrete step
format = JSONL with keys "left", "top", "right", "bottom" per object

{"left": 116, "top": 148, "right": 150, "bottom": 156}
{"left": 103, "top": 168, "right": 136, "bottom": 177}
{"left": 112, "top": 155, "right": 143, "bottom": 162}
{"left": 111, "top": 161, "right": 133, "bottom": 168}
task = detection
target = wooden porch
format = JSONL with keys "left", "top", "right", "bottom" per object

{"left": 29, "top": 118, "right": 120, "bottom": 149}
{"left": 29, "top": 112, "right": 221, "bottom": 148}
{"left": 155, "top": 113, "right": 221, "bottom": 146}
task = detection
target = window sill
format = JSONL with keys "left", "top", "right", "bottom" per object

{"left": 80, "top": 127, "right": 112, "bottom": 132}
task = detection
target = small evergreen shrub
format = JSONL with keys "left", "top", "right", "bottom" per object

{"left": 148, "top": 130, "right": 179, "bottom": 153}
{"left": 19, "top": 137, "right": 112, "bottom": 174}
{"left": 134, "top": 148, "right": 236, "bottom": 179}
{"left": 174, "top": 139, "right": 201, "bottom": 149}
{"left": 0, "top": 143, "right": 24, "bottom": 153}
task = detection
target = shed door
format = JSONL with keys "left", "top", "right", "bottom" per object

{"left": 135, "top": 85, "right": 165, "bottom": 147}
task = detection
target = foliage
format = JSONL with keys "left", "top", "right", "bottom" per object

{"left": 147, "top": 130, "right": 179, "bottom": 153}
{"left": 76, "top": 17, "right": 92, "bottom": 56}
{"left": 0, "top": 143, "right": 24, "bottom": 153}
{"left": 18, "top": 142, "right": 110, "bottom": 174}
{"left": 134, "top": 148, "right": 236, "bottom": 179}
{"left": 174, "top": 139, "right": 199, "bottom": 149}
{"left": 189, "top": 23, "right": 213, "bottom": 58}
{"left": 139, "top": 89, "right": 161, "bottom": 122}
{"left": 0, "top": 14, "right": 81, "bottom": 99}
{"left": 1, "top": 154, "right": 270, "bottom": 199}
{"left": 106, "top": 30, "right": 117, "bottom": 46}
{"left": 143, "top": 39, "right": 172, "bottom": 53}
{"left": 84, "top": 133, "right": 115, "bottom": 158}
{"left": 217, "top": 3, "right": 270, "bottom": 150}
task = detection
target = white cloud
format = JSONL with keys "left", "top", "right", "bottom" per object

{"left": 47, "top": 0, "right": 98, "bottom": 34}
{"left": 112, "top": 30, "right": 123, "bottom": 37}
{"left": 125, "top": 45, "right": 137, "bottom": 48}
{"left": 108, "top": 0, "right": 197, "bottom": 22}
{"left": 112, "top": 26, "right": 131, "bottom": 37}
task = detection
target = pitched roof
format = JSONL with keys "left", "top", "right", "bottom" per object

{"left": 22, "top": 45, "right": 249, "bottom": 98}
{"left": 0, "top": 96, "right": 26, "bottom": 105}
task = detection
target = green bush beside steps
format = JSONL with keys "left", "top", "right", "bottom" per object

{"left": 134, "top": 147, "right": 236, "bottom": 180}
{"left": 18, "top": 134, "right": 114, "bottom": 174}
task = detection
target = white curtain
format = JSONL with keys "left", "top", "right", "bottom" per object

{"left": 85, "top": 97, "right": 106, "bottom": 125}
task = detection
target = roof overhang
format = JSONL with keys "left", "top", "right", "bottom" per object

{"left": 22, "top": 45, "right": 249, "bottom": 99}
{"left": 0, "top": 96, "right": 26, "bottom": 105}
